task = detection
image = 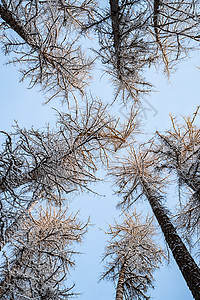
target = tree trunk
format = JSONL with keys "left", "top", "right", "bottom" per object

{"left": 109, "top": 0, "right": 120, "bottom": 50}
{"left": 142, "top": 179, "right": 200, "bottom": 300}
{"left": 116, "top": 263, "right": 125, "bottom": 300}
{"left": 0, "top": 4, "right": 34, "bottom": 46}
{"left": 109, "top": 0, "right": 122, "bottom": 79}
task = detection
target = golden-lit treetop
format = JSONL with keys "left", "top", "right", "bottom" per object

{"left": 101, "top": 210, "right": 164, "bottom": 300}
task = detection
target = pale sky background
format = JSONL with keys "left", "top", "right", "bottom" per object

{"left": 1, "top": 48, "right": 200, "bottom": 299}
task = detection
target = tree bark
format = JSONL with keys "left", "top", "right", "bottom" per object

{"left": 153, "top": 0, "right": 169, "bottom": 72}
{"left": 109, "top": 0, "right": 120, "bottom": 51}
{"left": 142, "top": 179, "right": 200, "bottom": 300}
{"left": 116, "top": 263, "right": 125, "bottom": 300}
{"left": 109, "top": 0, "right": 122, "bottom": 79}
{"left": 0, "top": 4, "right": 35, "bottom": 46}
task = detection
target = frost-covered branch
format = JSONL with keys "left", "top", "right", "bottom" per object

{"left": 0, "top": 204, "right": 88, "bottom": 299}
{"left": 0, "top": 99, "right": 138, "bottom": 248}
{"left": 0, "top": 0, "right": 96, "bottom": 103}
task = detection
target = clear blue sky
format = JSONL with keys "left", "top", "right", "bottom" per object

{"left": 1, "top": 50, "right": 199, "bottom": 299}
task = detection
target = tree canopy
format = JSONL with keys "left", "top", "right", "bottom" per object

{"left": 0, "top": 1, "right": 200, "bottom": 299}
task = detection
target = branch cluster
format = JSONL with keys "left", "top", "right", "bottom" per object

{"left": 154, "top": 108, "right": 200, "bottom": 239}
{"left": 0, "top": 0, "right": 97, "bottom": 102}
{"left": 0, "top": 204, "right": 88, "bottom": 299}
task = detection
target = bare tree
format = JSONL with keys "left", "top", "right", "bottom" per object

{"left": 0, "top": 204, "right": 88, "bottom": 299}
{"left": 100, "top": 211, "right": 164, "bottom": 300}
{"left": 0, "top": 100, "right": 137, "bottom": 250}
{"left": 153, "top": 107, "right": 200, "bottom": 247}
{"left": 88, "top": 0, "right": 154, "bottom": 102}
{"left": 110, "top": 138, "right": 200, "bottom": 299}
{"left": 0, "top": 0, "right": 96, "bottom": 103}
{"left": 1, "top": 1, "right": 200, "bottom": 298}
{"left": 84, "top": 0, "right": 200, "bottom": 101}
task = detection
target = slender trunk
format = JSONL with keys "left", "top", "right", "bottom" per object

{"left": 116, "top": 263, "right": 125, "bottom": 300}
{"left": 142, "top": 179, "right": 200, "bottom": 300}
{"left": 109, "top": 0, "right": 120, "bottom": 51}
{"left": 153, "top": 0, "right": 169, "bottom": 72}
{"left": 109, "top": 0, "right": 122, "bottom": 79}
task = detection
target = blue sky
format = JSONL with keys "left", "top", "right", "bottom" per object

{"left": 0, "top": 50, "right": 199, "bottom": 299}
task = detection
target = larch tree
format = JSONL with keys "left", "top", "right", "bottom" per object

{"left": 84, "top": 0, "right": 200, "bottom": 101}
{"left": 0, "top": 204, "right": 88, "bottom": 299}
{"left": 0, "top": 0, "right": 200, "bottom": 299}
{"left": 154, "top": 108, "right": 200, "bottom": 242}
{"left": 0, "top": 0, "right": 96, "bottom": 103}
{"left": 101, "top": 211, "right": 164, "bottom": 300}
{"left": 110, "top": 109, "right": 200, "bottom": 299}
{"left": 1, "top": 0, "right": 200, "bottom": 103}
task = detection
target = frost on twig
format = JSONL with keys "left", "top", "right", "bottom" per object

{"left": 100, "top": 210, "right": 164, "bottom": 300}
{"left": 0, "top": 204, "right": 88, "bottom": 299}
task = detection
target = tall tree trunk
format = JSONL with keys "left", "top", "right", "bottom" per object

{"left": 109, "top": 0, "right": 120, "bottom": 51}
{"left": 109, "top": 0, "right": 122, "bottom": 79}
{"left": 142, "top": 179, "right": 200, "bottom": 300}
{"left": 116, "top": 263, "right": 125, "bottom": 300}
